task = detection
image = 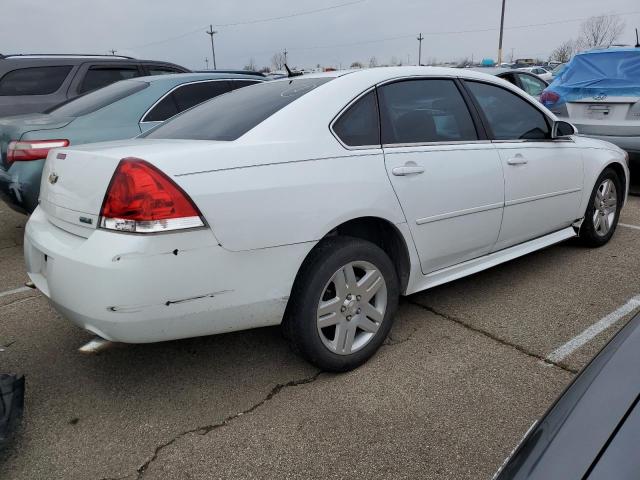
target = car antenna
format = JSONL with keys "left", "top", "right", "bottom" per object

{"left": 285, "top": 63, "right": 302, "bottom": 77}
{"left": 635, "top": 28, "right": 639, "bottom": 48}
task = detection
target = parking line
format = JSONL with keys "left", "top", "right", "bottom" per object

{"left": 0, "top": 286, "right": 32, "bottom": 299}
{"left": 546, "top": 294, "right": 640, "bottom": 364}
{"left": 619, "top": 223, "right": 640, "bottom": 231}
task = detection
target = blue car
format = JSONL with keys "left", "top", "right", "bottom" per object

{"left": 0, "top": 72, "right": 262, "bottom": 213}
{"left": 540, "top": 47, "right": 640, "bottom": 166}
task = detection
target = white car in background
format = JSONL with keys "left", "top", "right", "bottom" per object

{"left": 25, "top": 67, "right": 629, "bottom": 371}
{"left": 518, "top": 66, "right": 553, "bottom": 82}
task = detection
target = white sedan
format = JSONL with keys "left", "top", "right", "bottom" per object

{"left": 518, "top": 66, "right": 553, "bottom": 82}
{"left": 25, "top": 67, "right": 629, "bottom": 371}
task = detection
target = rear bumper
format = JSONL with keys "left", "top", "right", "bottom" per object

{"left": 24, "top": 206, "right": 314, "bottom": 343}
{"left": 0, "top": 160, "right": 44, "bottom": 214}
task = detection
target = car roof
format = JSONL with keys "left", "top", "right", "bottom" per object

{"left": 138, "top": 72, "right": 267, "bottom": 84}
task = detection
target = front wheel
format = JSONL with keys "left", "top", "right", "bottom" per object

{"left": 579, "top": 168, "right": 622, "bottom": 247}
{"left": 283, "top": 236, "right": 399, "bottom": 372}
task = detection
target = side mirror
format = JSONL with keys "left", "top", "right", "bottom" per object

{"left": 552, "top": 121, "right": 577, "bottom": 138}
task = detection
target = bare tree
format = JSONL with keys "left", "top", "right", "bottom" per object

{"left": 578, "top": 14, "right": 625, "bottom": 49}
{"left": 368, "top": 56, "right": 378, "bottom": 68}
{"left": 549, "top": 40, "right": 576, "bottom": 63}
{"left": 244, "top": 57, "right": 257, "bottom": 71}
{"left": 350, "top": 61, "right": 364, "bottom": 69}
{"left": 271, "top": 52, "right": 286, "bottom": 71}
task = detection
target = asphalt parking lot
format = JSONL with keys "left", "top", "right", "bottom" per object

{"left": 1, "top": 195, "right": 639, "bottom": 480}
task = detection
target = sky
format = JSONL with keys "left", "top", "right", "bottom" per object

{"left": 2, "top": 0, "right": 638, "bottom": 70}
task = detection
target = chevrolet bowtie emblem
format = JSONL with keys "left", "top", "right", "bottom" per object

{"left": 48, "top": 172, "right": 59, "bottom": 184}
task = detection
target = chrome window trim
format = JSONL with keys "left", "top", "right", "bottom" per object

{"left": 383, "top": 140, "right": 492, "bottom": 149}
{"left": 139, "top": 79, "right": 262, "bottom": 124}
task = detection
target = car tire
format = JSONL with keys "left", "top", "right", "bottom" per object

{"left": 579, "top": 168, "right": 622, "bottom": 247}
{"left": 283, "top": 236, "right": 399, "bottom": 372}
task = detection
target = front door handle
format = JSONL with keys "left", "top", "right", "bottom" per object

{"left": 392, "top": 163, "right": 425, "bottom": 176}
{"left": 507, "top": 154, "right": 528, "bottom": 166}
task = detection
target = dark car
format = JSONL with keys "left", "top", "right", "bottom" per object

{"left": 0, "top": 54, "right": 189, "bottom": 116}
{"left": 470, "top": 67, "right": 549, "bottom": 99}
{"left": 494, "top": 312, "right": 640, "bottom": 479}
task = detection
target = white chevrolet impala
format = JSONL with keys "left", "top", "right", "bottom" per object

{"left": 25, "top": 67, "right": 629, "bottom": 371}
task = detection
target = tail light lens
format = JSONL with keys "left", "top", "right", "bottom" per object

{"left": 540, "top": 91, "right": 560, "bottom": 107}
{"left": 99, "top": 158, "right": 205, "bottom": 233}
{"left": 7, "top": 139, "right": 69, "bottom": 165}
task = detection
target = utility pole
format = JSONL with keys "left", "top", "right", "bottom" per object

{"left": 283, "top": 48, "right": 288, "bottom": 65}
{"left": 510, "top": 48, "right": 515, "bottom": 63}
{"left": 206, "top": 24, "right": 218, "bottom": 70}
{"left": 497, "top": 0, "right": 506, "bottom": 65}
{"left": 417, "top": 33, "right": 424, "bottom": 65}
{"left": 205, "top": 58, "right": 209, "bottom": 70}
{"left": 109, "top": 49, "right": 117, "bottom": 55}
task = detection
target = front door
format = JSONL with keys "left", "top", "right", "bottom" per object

{"left": 379, "top": 78, "right": 505, "bottom": 274}
{"left": 464, "top": 80, "right": 583, "bottom": 250}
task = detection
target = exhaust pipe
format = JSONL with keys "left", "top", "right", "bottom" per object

{"left": 78, "top": 337, "right": 115, "bottom": 354}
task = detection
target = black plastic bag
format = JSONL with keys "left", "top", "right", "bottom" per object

{"left": 0, "top": 373, "right": 24, "bottom": 449}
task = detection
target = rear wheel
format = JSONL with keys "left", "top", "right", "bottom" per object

{"left": 579, "top": 168, "right": 622, "bottom": 247}
{"left": 283, "top": 236, "right": 399, "bottom": 372}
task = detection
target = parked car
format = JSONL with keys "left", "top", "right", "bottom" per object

{"left": 541, "top": 47, "right": 640, "bottom": 170}
{"left": 24, "top": 67, "right": 629, "bottom": 372}
{"left": 470, "top": 67, "right": 548, "bottom": 99}
{"left": 0, "top": 54, "right": 189, "bottom": 117}
{"left": 0, "top": 72, "right": 262, "bottom": 213}
{"left": 517, "top": 66, "right": 553, "bottom": 82}
{"left": 494, "top": 312, "right": 640, "bottom": 479}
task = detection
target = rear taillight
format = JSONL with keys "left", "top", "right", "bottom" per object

{"left": 540, "top": 91, "right": 560, "bottom": 107}
{"left": 7, "top": 139, "right": 69, "bottom": 165}
{"left": 99, "top": 158, "right": 205, "bottom": 233}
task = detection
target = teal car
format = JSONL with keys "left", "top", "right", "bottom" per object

{"left": 0, "top": 72, "right": 262, "bottom": 213}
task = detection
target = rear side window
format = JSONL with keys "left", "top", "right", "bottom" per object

{"left": 466, "top": 81, "right": 550, "bottom": 140}
{"left": 228, "top": 80, "right": 261, "bottom": 90}
{"left": 144, "top": 81, "right": 231, "bottom": 122}
{"left": 0, "top": 66, "right": 72, "bottom": 96}
{"left": 517, "top": 74, "right": 546, "bottom": 97}
{"left": 332, "top": 90, "right": 380, "bottom": 147}
{"left": 79, "top": 66, "right": 141, "bottom": 94}
{"left": 145, "top": 78, "right": 332, "bottom": 141}
{"left": 378, "top": 79, "right": 478, "bottom": 144}
{"left": 49, "top": 80, "right": 148, "bottom": 117}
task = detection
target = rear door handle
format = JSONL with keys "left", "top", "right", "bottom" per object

{"left": 507, "top": 154, "right": 528, "bottom": 166}
{"left": 392, "top": 164, "right": 425, "bottom": 176}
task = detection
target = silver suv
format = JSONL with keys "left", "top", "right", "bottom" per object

{"left": 0, "top": 54, "right": 189, "bottom": 116}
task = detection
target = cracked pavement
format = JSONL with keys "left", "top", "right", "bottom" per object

{"left": 1, "top": 196, "right": 639, "bottom": 479}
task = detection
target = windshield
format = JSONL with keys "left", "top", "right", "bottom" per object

{"left": 48, "top": 80, "right": 148, "bottom": 117}
{"left": 144, "top": 77, "right": 333, "bottom": 141}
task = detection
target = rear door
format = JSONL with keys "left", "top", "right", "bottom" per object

{"left": 379, "top": 78, "right": 504, "bottom": 274}
{"left": 464, "top": 80, "right": 583, "bottom": 251}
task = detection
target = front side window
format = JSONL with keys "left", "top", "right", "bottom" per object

{"left": 79, "top": 66, "right": 140, "bottom": 94}
{"left": 0, "top": 66, "right": 72, "bottom": 96}
{"left": 466, "top": 81, "right": 550, "bottom": 140}
{"left": 378, "top": 79, "right": 478, "bottom": 144}
{"left": 332, "top": 90, "right": 380, "bottom": 147}
{"left": 518, "top": 74, "right": 546, "bottom": 97}
{"left": 145, "top": 77, "right": 332, "bottom": 141}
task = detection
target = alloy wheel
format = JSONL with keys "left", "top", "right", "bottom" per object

{"left": 593, "top": 179, "right": 617, "bottom": 237}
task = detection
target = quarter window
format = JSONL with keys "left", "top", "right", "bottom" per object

{"left": 79, "top": 66, "right": 141, "bottom": 94}
{"left": 0, "top": 66, "right": 72, "bottom": 96}
{"left": 332, "top": 90, "right": 380, "bottom": 147}
{"left": 378, "top": 79, "right": 478, "bottom": 144}
{"left": 466, "top": 81, "right": 550, "bottom": 140}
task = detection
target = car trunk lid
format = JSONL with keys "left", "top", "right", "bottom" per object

{"left": 567, "top": 94, "right": 640, "bottom": 136}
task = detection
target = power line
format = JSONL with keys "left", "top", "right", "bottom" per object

{"left": 123, "top": 0, "right": 365, "bottom": 50}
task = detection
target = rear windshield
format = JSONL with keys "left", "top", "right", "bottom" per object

{"left": 48, "top": 80, "right": 148, "bottom": 117}
{"left": 144, "top": 77, "right": 333, "bottom": 141}
{"left": 0, "top": 66, "right": 72, "bottom": 96}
